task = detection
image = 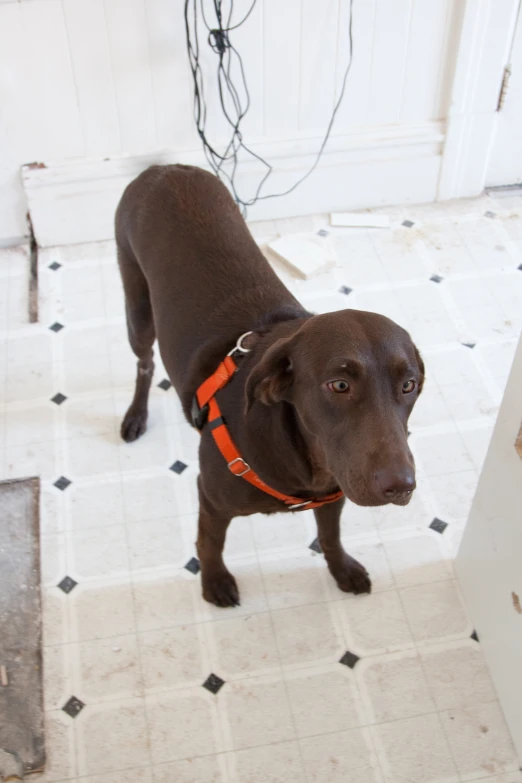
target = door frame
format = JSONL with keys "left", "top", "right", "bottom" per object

{"left": 438, "top": 0, "right": 520, "bottom": 200}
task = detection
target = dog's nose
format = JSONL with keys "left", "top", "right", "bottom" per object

{"left": 374, "top": 468, "right": 416, "bottom": 501}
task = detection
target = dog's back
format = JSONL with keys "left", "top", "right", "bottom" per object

{"left": 115, "top": 164, "right": 300, "bottom": 397}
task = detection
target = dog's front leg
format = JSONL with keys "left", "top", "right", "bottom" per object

{"left": 314, "top": 499, "right": 372, "bottom": 595}
{"left": 196, "top": 480, "right": 239, "bottom": 608}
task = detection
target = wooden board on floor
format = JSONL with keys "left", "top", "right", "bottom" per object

{"left": 0, "top": 477, "right": 45, "bottom": 777}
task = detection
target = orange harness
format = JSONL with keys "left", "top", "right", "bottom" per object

{"left": 191, "top": 332, "right": 344, "bottom": 511}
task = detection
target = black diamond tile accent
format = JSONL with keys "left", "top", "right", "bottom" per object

{"left": 49, "top": 322, "right": 64, "bottom": 333}
{"left": 471, "top": 630, "right": 480, "bottom": 642}
{"left": 62, "top": 696, "right": 85, "bottom": 718}
{"left": 170, "top": 460, "right": 187, "bottom": 475}
{"left": 309, "top": 537, "right": 322, "bottom": 554}
{"left": 339, "top": 651, "right": 360, "bottom": 669}
{"left": 317, "top": 229, "right": 329, "bottom": 237}
{"left": 402, "top": 219, "right": 415, "bottom": 228}
{"left": 203, "top": 673, "right": 225, "bottom": 694}
{"left": 463, "top": 342, "right": 476, "bottom": 349}
{"left": 484, "top": 210, "right": 496, "bottom": 218}
{"left": 430, "top": 274, "right": 443, "bottom": 283}
{"left": 49, "top": 261, "right": 62, "bottom": 271}
{"left": 157, "top": 378, "right": 172, "bottom": 391}
{"left": 407, "top": 430, "right": 412, "bottom": 438}
{"left": 185, "top": 557, "right": 201, "bottom": 575}
{"left": 58, "top": 575, "right": 77, "bottom": 594}
{"left": 518, "top": 263, "right": 522, "bottom": 271}
{"left": 54, "top": 476, "right": 72, "bottom": 491}
{"left": 339, "top": 285, "right": 353, "bottom": 295}
{"left": 430, "top": 517, "right": 448, "bottom": 534}
{"left": 51, "top": 392, "right": 67, "bottom": 405}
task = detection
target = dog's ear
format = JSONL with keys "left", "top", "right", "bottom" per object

{"left": 413, "top": 344, "right": 425, "bottom": 394}
{"left": 245, "top": 336, "right": 295, "bottom": 412}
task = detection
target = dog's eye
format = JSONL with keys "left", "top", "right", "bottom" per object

{"left": 327, "top": 380, "right": 350, "bottom": 393}
{"left": 403, "top": 380, "right": 416, "bottom": 394}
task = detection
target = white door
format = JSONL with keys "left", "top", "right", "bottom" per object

{"left": 486, "top": 2, "right": 522, "bottom": 186}
{"left": 456, "top": 332, "right": 522, "bottom": 760}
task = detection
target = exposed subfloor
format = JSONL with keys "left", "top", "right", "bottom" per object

{"left": 1, "top": 193, "right": 522, "bottom": 782}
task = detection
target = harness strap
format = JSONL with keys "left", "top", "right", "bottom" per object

{"left": 192, "top": 336, "right": 344, "bottom": 511}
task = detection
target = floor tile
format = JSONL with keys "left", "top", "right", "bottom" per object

{"left": 441, "top": 702, "right": 518, "bottom": 780}
{"left": 64, "top": 394, "right": 117, "bottom": 439}
{"left": 428, "top": 470, "right": 478, "bottom": 521}
{"left": 43, "top": 644, "right": 70, "bottom": 711}
{"left": 415, "top": 429, "right": 475, "bottom": 476}
{"left": 69, "top": 525, "right": 130, "bottom": 580}
{"left": 121, "top": 473, "right": 189, "bottom": 522}
{"left": 421, "top": 640, "right": 497, "bottom": 711}
{"left": 383, "top": 534, "right": 452, "bottom": 587}
{"left": 300, "top": 727, "right": 381, "bottom": 783}
{"left": 5, "top": 403, "right": 56, "bottom": 446}
{"left": 208, "top": 611, "right": 280, "bottom": 679}
{"left": 229, "top": 740, "right": 304, "bottom": 783}
{"left": 127, "top": 517, "right": 187, "bottom": 571}
{"left": 42, "top": 711, "right": 76, "bottom": 782}
{"left": 271, "top": 602, "right": 345, "bottom": 669}
{"left": 76, "top": 698, "right": 150, "bottom": 775}
{"left": 146, "top": 689, "right": 221, "bottom": 763}
{"left": 153, "top": 756, "right": 226, "bottom": 783}
{"left": 259, "top": 554, "right": 330, "bottom": 610}
{"left": 67, "top": 432, "right": 121, "bottom": 477}
{"left": 4, "top": 438, "right": 58, "bottom": 481}
{"left": 69, "top": 480, "right": 125, "bottom": 530}
{"left": 73, "top": 634, "right": 143, "bottom": 703}
{"left": 70, "top": 582, "right": 136, "bottom": 642}
{"left": 359, "top": 651, "right": 436, "bottom": 723}
{"left": 138, "top": 624, "right": 207, "bottom": 691}
{"left": 341, "top": 589, "right": 414, "bottom": 655}
{"left": 285, "top": 664, "right": 365, "bottom": 737}
{"left": 133, "top": 575, "right": 202, "bottom": 632}
{"left": 372, "top": 713, "right": 458, "bottom": 783}
{"left": 400, "top": 579, "right": 471, "bottom": 644}
{"left": 76, "top": 768, "right": 153, "bottom": 783}
{"left": 219, "top": 674, "right": 295, "bottom": 751}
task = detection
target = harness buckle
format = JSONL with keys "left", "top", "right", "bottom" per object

{"left": 228, "top": 457, "right": 251, "bottom": 477}
{"left": 227, "top": 331, "right": 254, "bottom": 358}
{"left": 287, "top": 500, "right": 313, "bottom": 510}
{"left": 191, "top": 396, "right": 209, "bottom": 432}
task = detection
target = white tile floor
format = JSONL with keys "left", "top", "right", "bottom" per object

{"left": 1, "top": 193, "right": 522, "bottom": 782}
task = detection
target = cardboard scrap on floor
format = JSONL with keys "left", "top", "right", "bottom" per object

{"left": 267, "top": 233, "right": 337, "bottom": 279}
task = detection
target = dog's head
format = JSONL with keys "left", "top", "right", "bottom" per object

{"left": 246, "top": 310, "right": 424, "bottom": 507}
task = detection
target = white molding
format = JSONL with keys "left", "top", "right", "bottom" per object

{"left": 23, "top": 122, "right": 444, "bottom": 247}
{"left": 0, "top": 235, "right": 27, "bottom": 249}
{"left": 438, "top": 0, "right": 520, "bottom": 200}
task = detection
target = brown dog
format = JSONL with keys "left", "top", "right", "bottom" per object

{"left": 115, "top": 164, "right": 424, "bottom": 607}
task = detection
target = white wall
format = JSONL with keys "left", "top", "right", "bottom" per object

{"left": 0, "top": 0, "right": 456, "bottom": 244}
{"left": 456, "top": 332, "right": 522, "bottom": 761}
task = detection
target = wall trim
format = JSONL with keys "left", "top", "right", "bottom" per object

{"left": 23, "top": 121, "right": 444, "bottom": 247}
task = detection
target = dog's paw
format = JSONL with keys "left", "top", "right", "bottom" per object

{"left": 332, "top": 555, "right": 372, "bottom": 596}
{"left": 121, "top": 407, "right": 148, "bottom": 442}
{"left": 202, "top": 570, "right": 240, "bottom": 608}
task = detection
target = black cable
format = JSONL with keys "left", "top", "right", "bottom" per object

{"left": 183, "top": 0, "right": 354, "bottom": 214}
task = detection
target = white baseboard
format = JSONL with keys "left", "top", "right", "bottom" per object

{"left": 22, "top": 122, "right": 445, "bottom": 248}
{"left": 0, "top": 235, "right": 28, "bottom": 249}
